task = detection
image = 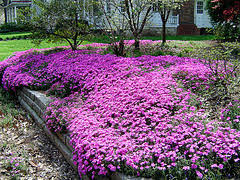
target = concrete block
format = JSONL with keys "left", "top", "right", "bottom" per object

{"left": 111, "top": 173, "right": 153, "bottom": 180}
{"left": 18, "top": 96, "right": 45, "bottom": 129}
{"left": 29, "top": 98, "right": 43, "bottom": 118}
{"left": 64, "top": 133, "right": 74, "bottom": 152}
{"left": 56, "top": 132, "right": 65, "bottom": 145}
{"left": 22, "top": 92, "right": 43, "bottom": 118}
{"left": 24, "top": 89, "right": 52, "bottom": 110}
{"left": 19, "top": 91, "right": 34, "bottom": 109}
{"left": 22, "top": 87, "right": 34, "bottom": 100}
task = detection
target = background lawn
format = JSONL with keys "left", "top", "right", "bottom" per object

{"left": 0, "top": 32, "right": 31, "bottom": 40}
{"left": 0, "top": 39, "right": 92, "bottom": 61}
{"left": 0, "top": 32, "right": 216, "bottom": 61}
{"left": 92, "top": 34, "right": 216, "bottom": 43}
{"left": 142, "top": 35, "right": 216, "bottom": 41}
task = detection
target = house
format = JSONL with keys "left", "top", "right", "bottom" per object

{"left": 0, "top": 6, "right": 5, "bottom": 24}
{"left": 3, "top": 0, "right": 32, "bottom": 23}
{"left": 3, "top": 0, "right": 212, "bottom": 35}
{"left": 177, "top": 0, "right": 213, "bottom": 35}
{"left": 145, "top": 0, "right": 212, "bottom": 35}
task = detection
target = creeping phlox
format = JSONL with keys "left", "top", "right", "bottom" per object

{"left": 0, "top": 42, "right": 239, "bottom": 179}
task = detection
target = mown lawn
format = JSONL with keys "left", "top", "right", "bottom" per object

{"left": 142, "top": 35, "right": 216, "bottom": 41}
{"left": 0, "top": 32, "right": 216, "bottom": 61}
{"left": 0, "top": 32, "right": 31, "bottom": 40}
{"left": 0, "top": 39, "right": 92, "bottom": 61}
{"left": 92, "top": 34, "right": 216, "bottom": 43}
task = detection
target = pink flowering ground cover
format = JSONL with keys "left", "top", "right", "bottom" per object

{"left": 0, "top": 43, "right": 239, "bottom": 179}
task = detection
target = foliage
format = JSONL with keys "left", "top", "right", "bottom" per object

{"left": 0, "top": 33, "right": 215, "bottom": 61}
{"left": 0, "top": 93, "right": 29, "bottom": 178}
{"left": 0, "top": 23, "right": 30, "bottom": 33}
{"left": 92, "top": 34, "right": 216, "bottom": 42}
{"left": 20, "top": 0, "right": 95, "bottom": 50}
{"left": 213, "top": 22, "right": 240, "bottom": 41}
{"left": 2, "top": 154, "right": 28, "bottom": 179}
{"left": 221, "top": 100, "right": 240, "bottom": 130}
{"left": 98, "top": 0, "right": 130, "bottom": 56}
{"left": 104, "top": 0, "right": 153, "bottom": 50}
{"left": 0, "top": 87, "right": 20, "bottom": 128}
{"left": 0, "top": 42, "right": 240, "bottom": 179}
{"left": 189, "top": 42, "right": 240, "bottom": 104}
{"left": 206, "top": 0, "right": 240, "bottom": 41}
{"left": 206, "top": 0, "right": 240, "bottom": 23}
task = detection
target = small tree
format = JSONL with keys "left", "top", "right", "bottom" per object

{"left": 206, "top": 0, "right": 240, "bottom": 41}
{"left": 98, "top": 0, "right": 130, "bottom": 56}
{"left": 110, "top": 0, "right": 153, "bottom": 50}
{"left": 152, "top": 0, "right": 189, "bottom": 45}
{"left": 25, "top": 0, "right": 96, "bottom": 50}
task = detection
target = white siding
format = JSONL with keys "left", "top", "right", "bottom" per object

{"left": 194, "top": 0, "right": 212, "bottom": 28}
{"left": 149, "top": 12, "right": 179, "bottom": 28}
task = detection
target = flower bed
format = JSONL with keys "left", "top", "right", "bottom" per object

{"left": 0, "top": 42, "right": 239, "bottom": 179}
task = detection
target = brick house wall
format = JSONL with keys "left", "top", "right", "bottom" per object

{"left": 177, "top": 0, "right": 200, "bottom": 35}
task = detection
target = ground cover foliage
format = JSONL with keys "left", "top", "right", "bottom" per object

{"left": 0, "top": 41, "right": 239, "bottom": 179}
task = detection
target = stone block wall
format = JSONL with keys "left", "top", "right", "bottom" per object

{"left": 17, "top": 88, "right": 76, "bottom": 170}
{"left": 17, "top": 88, "right": 153, "bottom": 180}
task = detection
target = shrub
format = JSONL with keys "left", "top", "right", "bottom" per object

{"left": 221, "top": 100, "right": 240, "bottom": 130}
{"left": 206, "top": 0, "right": 240, "bottom": 41}
{"left": 0, "top": 23, "right": 30, "bottom": 33}
{"left": 214, "top": 23, "right": 240, "bottom": 42}
{"left": 188, "top": 42, "right": 240, "bottom": 105}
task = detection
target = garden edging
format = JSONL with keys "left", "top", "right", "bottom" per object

{"left": 17, "top": 87, "right": 152, "bottom": 180}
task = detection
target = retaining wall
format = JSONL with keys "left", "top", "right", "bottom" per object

{"left": 17, "top": 88, "right": 152, "bottom": 180}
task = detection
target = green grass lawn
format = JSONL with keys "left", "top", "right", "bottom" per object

{"left": 92, "top": 34, "right": 216, "bottom": 43}
{"left": 142, "top": 35, "right": 216, "bottom": 41}
{"left": 0, "top": 32, "right": 216, "bottom": 61}
{"left": 0, "top": 32, "right": 31, "bottom": 40}
{"left": 0, "top": 39, "right": 92, "bottom": 61}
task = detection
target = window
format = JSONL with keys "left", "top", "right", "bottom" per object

{"left": 197, "top": 1, "right": 203, "bottom": 14}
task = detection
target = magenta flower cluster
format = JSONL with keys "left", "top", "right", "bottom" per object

{"left": 221, "top": 100, "right": 240, "bottom": 130}
{"left": 0, "top": 43, "right": 239, "bottom": 179}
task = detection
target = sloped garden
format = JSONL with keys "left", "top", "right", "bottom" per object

{"left": 0, "top": 40, "right": 239, "bottom": 179}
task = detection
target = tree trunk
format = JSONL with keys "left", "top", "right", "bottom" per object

{"left": 134, "top": 38, "right": 140, "bottom": 51}
{"left": 4, "top": 8, "right": 7, "bottom": 23}
{"left": 119, "top": 39, "right": 125, "bottom": 56}
{"left": 112, "top": 40, "right": 125, "bottom": 57}
{"left": 69, "top": 40, "right": 77, "bottom": 51}
{"left": 73, "top": 40, "right": 78, "bottom": 50}
{"left": 162, "top": 20, "right": 167, "bottom": 46}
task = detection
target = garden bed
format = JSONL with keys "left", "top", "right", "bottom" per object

{"left": 18, "top": 87, "right": 153, "bottom": 180}
{"left": 0, "top": 41, "right": 239, "bottom": 179}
